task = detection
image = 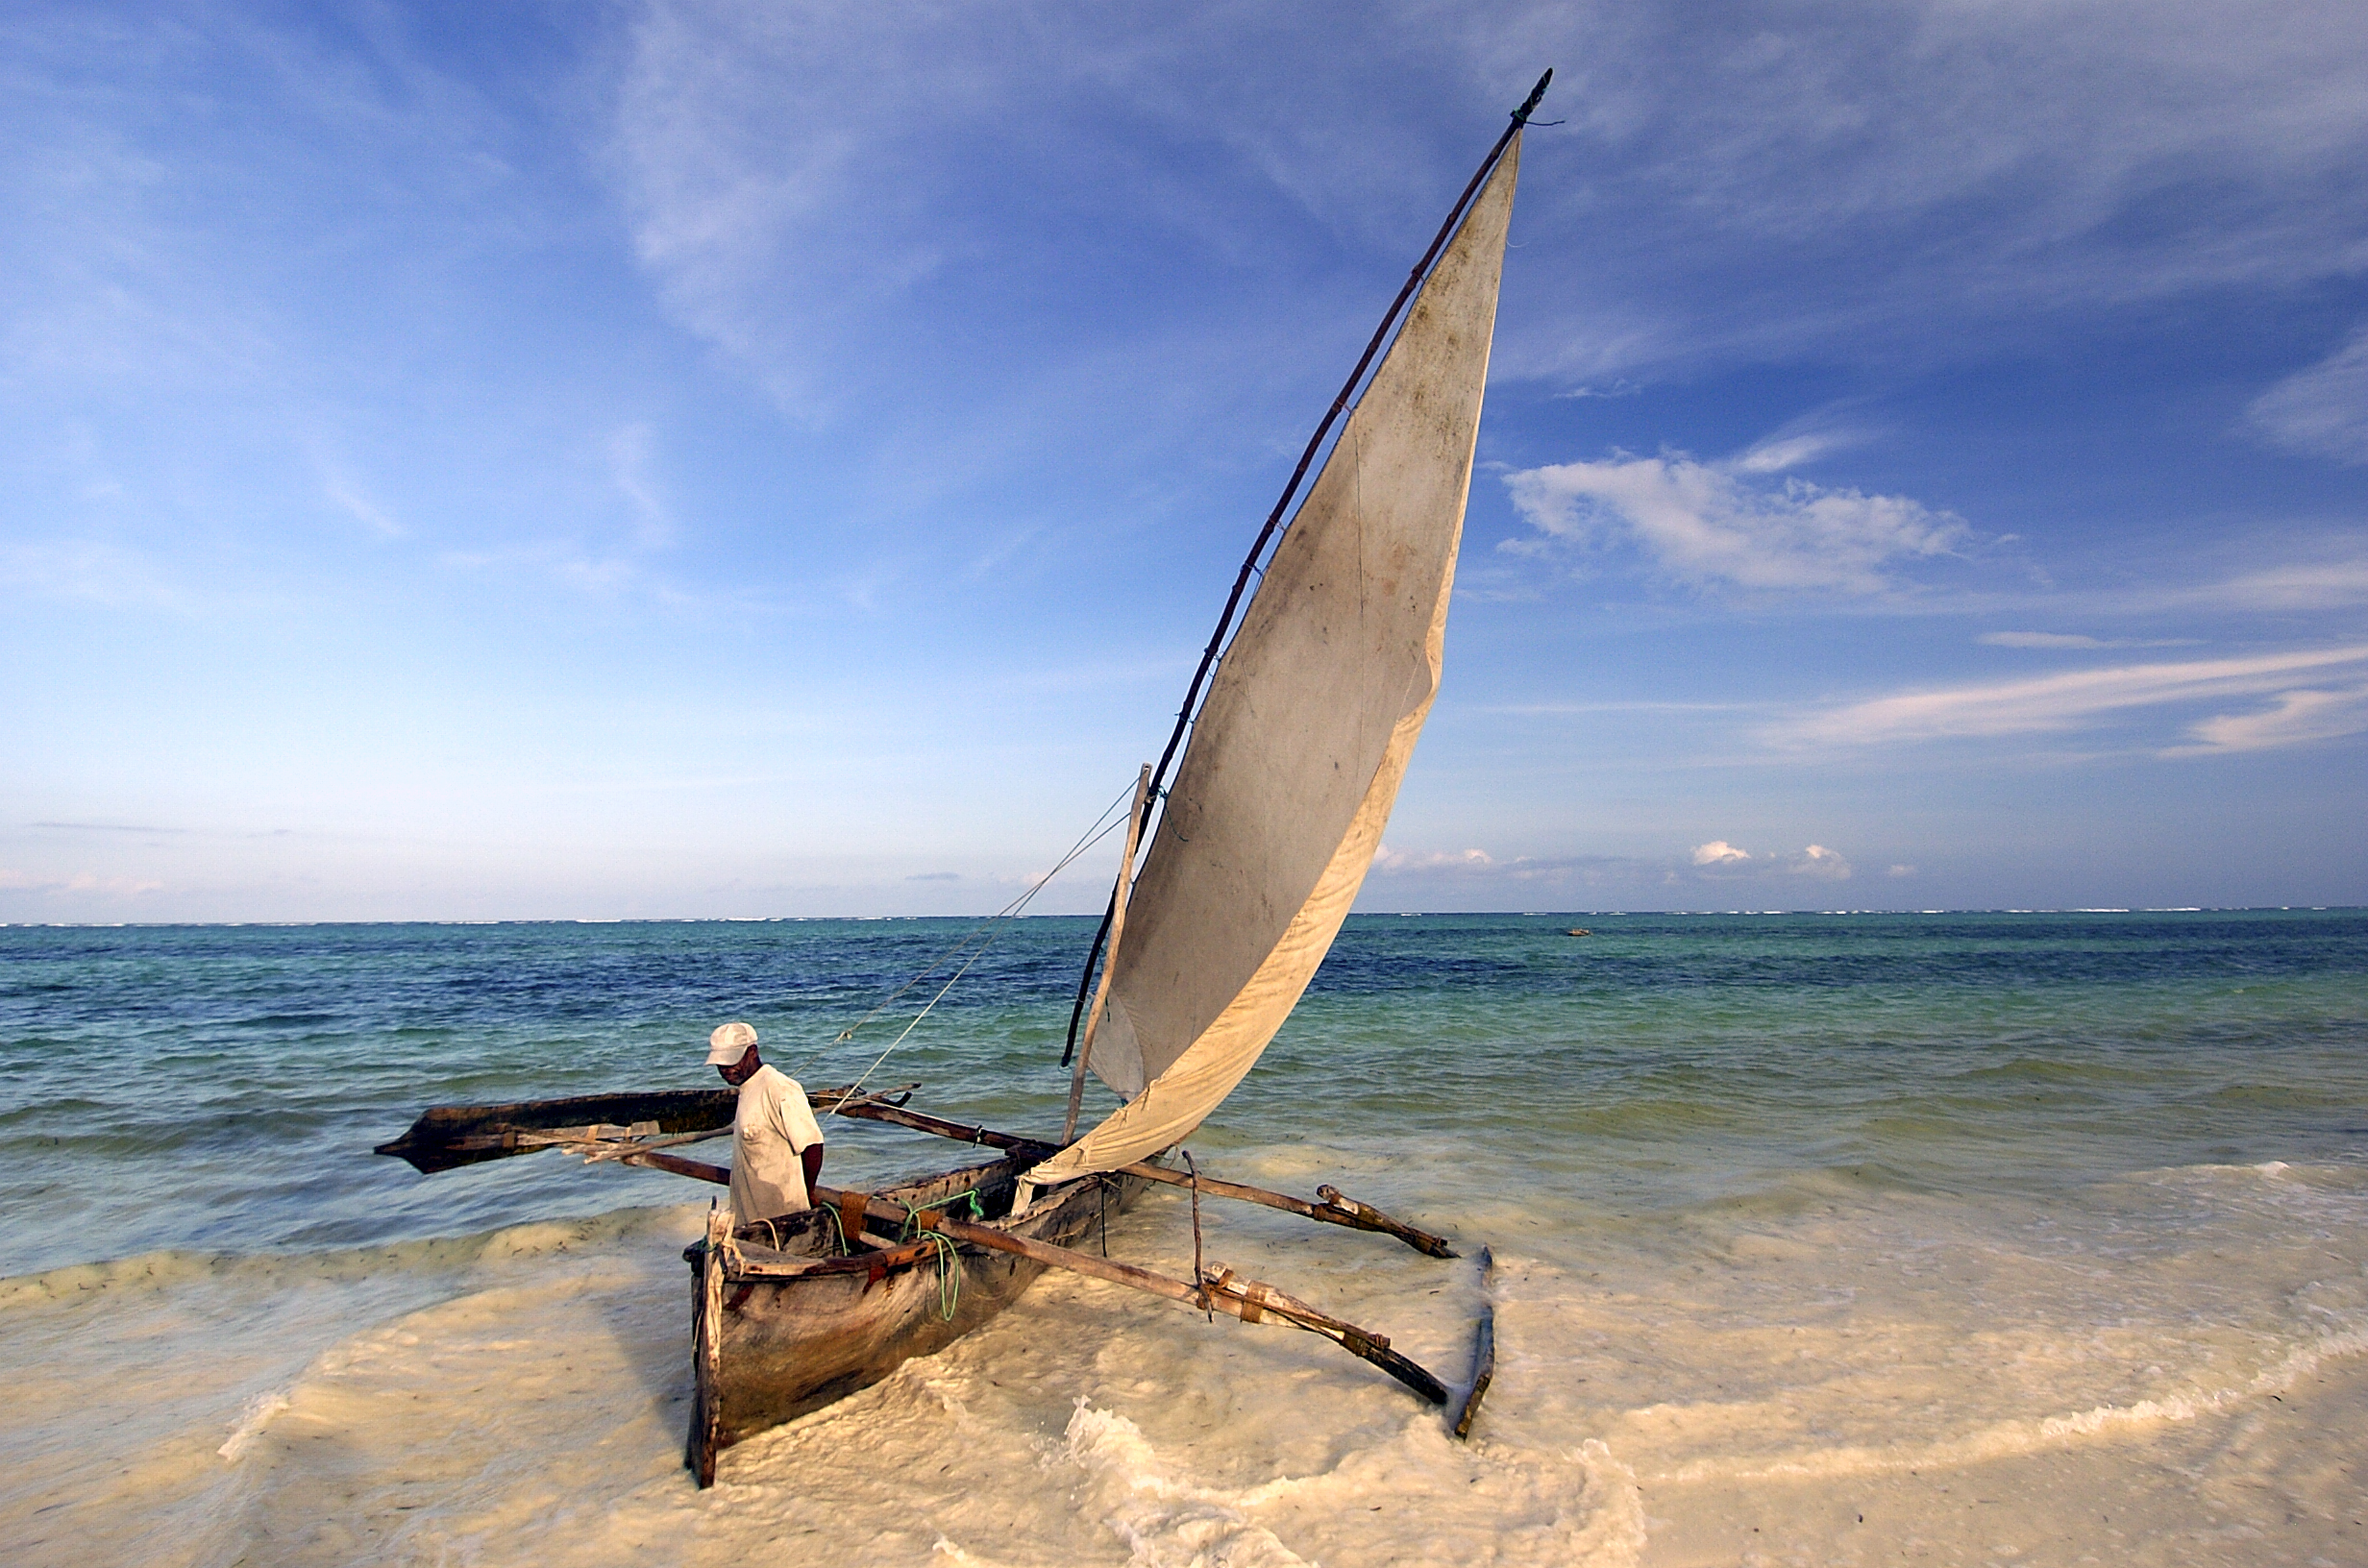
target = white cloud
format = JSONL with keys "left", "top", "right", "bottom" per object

{"left": 1776, "top": 645, "right": 2368, "bottom": 751}
{"left": 1730, "top": 406, "right": 1878, "bottom": 475}
{"left": 1886, "top": 863, "right": 1916, "bottom": 877}
{"left": 1790, "top": 844, "right": 1852, "bottom": 880}
{"left": 1372, "top": 845, "right": 1497, "bottom": 873}
{"left": 2168, "top": 685, "right": 2368, "bottom": 755}
{"left": 1732, "top": 434, "right": 1845, "bottom": 475}
{"left": 1506, "top": 453, "right": 1965, "bottom": 595}
{"left": 1981, "top": 630, "right": 2105, "bottom": 649}
{"left": 1688, "top": 841, "right": 1851, "bottom": 879}
{"left": 2248, "top": 327, "right": 2368, "bottom": 464}
{"left": 1553, "top": 380, "right": 1644, "bottom": 401}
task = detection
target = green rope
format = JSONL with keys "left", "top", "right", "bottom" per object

{"left": 918, "top": 1231, "right": 962, "bottom": 1320}
{"left": 894, "top": 1188, "right": 985, "bottom": 1239}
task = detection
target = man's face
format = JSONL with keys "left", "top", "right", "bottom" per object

{"left": 718, "top": 1047, "right": 761, "bottom": 1087}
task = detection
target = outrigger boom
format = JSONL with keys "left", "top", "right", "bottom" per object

{"left": 374, "top": 1085, "right": 1455, "bottom": 1257}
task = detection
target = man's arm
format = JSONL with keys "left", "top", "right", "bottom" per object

{"left": 801, "top": 1141, "right": 824, "bottom": 1198}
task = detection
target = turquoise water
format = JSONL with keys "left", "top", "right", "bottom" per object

{"left": 6, "top": 912, "right": 2359, "bottom": 1276}
{"left": 5, "top": 911, "right": 2366, "bottom": 1566}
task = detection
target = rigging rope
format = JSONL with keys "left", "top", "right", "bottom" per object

{"left": 834, "top": 772, "right": 1138, "bottom": 1045}
{"left": 822, "top": 773, "right": 1141, "bottom": 1113}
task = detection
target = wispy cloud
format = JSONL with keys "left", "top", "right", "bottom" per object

{"left": 2166, "top": 685, "right": 2368, "bottom": 755}
{"left": 1553, "top": 380, "right": 1644, "bottom": 401}
{"left": 607, "top": 424, "right": 673, "bottom": 549}
{"left": 1978, "top": 631, "right": 2199, "bottom": 649}
{"left": 0, "top": 540, "right": 183, "bottom": 609}
{"left": 2210, "top": 556, "right": 2368, "bottom": 612}
{"left": 1982, "top": 630, "right": 2108, "bottom": 649}
{"left": 1492, "top": 0, "right": 2368, "bottom": 378}
{"left": 2247, "top": 326, "right": 2368, "bottom": 464}
{"left": 1691, "top": 840, "right": 1750, "bottom": 865}
{"left": 1506, "top": 452, "right": 1965, "bottom": 595}
{"left": 321, "top": 469, "right": 404, "bottom": 539}
{"left": 1730, "top": 405, "right": 1879, "bottom": 475}
{"left": 1372, "top": 845, "right": 1496, "bottom": 873}
{"left": 1776, "top": 646, "right": 2368, "bottom": 753}
{"left": 0, "top": 868, "right": 163, "bottom": 896}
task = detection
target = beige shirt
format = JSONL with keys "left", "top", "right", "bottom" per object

{"left": 728, "top": 1065, "right": 826, "bottom": 1224}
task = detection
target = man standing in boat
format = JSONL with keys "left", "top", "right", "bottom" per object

{"left": 706, "top": 1021, "right": 825, "bottom": 1222}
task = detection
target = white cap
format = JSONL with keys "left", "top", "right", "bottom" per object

{"left": 705, "top": 1020, "right": 758, "bottom": 1066}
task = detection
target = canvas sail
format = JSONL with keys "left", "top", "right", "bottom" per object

{"left": 1024, "top": 135, "right": 1521, "bottom": 1188}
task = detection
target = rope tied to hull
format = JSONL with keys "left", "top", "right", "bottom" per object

{"left": 916, "top": 1231, "right": 962, "bottom": 1321}
{"left": 910, "top": 1188, "right": 985, "bottom": 1321}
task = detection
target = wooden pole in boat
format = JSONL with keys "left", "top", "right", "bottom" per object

{"left": 826, "top": 1098, "right": 1455, "bottom": 1256}
{"left": 1065, "top": 763, "right": 1151, "bottom": 1142}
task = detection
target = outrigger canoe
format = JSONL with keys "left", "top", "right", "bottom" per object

{"left": 377, "top": 71, "right": 1549, "bottom": 1484}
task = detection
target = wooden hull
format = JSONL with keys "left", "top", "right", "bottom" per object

{"left": 684, "top": 1154, "right": 1147, "bottom": 1485}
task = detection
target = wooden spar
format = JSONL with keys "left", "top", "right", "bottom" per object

{"left": 829, "top": 1099, "right": 1458, "bottom": 1258}
{"left": 900, "top": 1200, "right": 1448, "bottom": 1406}
{"left": 1452, "top": 1244, "right": 1496, "bottom": 1439}
{"left": 382, "top": 1083, "right": 1456, "bottom": 1258}
{"left": 1065, "top": 763, "right": 1151, "bottom": 1141}
{"left": 625, "top": 1148, "right": 729, "bottom": 1185}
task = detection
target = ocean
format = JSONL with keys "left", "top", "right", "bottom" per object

{"left": 4, "top": 911, "right": 2364, "bottom": 1566}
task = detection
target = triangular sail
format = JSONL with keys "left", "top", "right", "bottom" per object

{"left": 1024, "top": 135, "right": 1521, "bottom": 1188}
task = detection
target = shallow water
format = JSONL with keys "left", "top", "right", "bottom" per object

{"left": 5, "top": 912, "right": 2365, "bottom": 1565}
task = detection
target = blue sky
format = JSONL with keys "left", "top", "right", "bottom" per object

{"left": 6, "top": 0, "right": 2365, "bottom": 920}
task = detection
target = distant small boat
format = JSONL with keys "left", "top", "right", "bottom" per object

{"left": 1567, "top": 928, "right": 1592, "bottom": 937}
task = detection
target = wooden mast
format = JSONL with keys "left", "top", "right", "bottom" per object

{"left": 1064, "top": 763, "right": 1151, "bottom": 1141}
